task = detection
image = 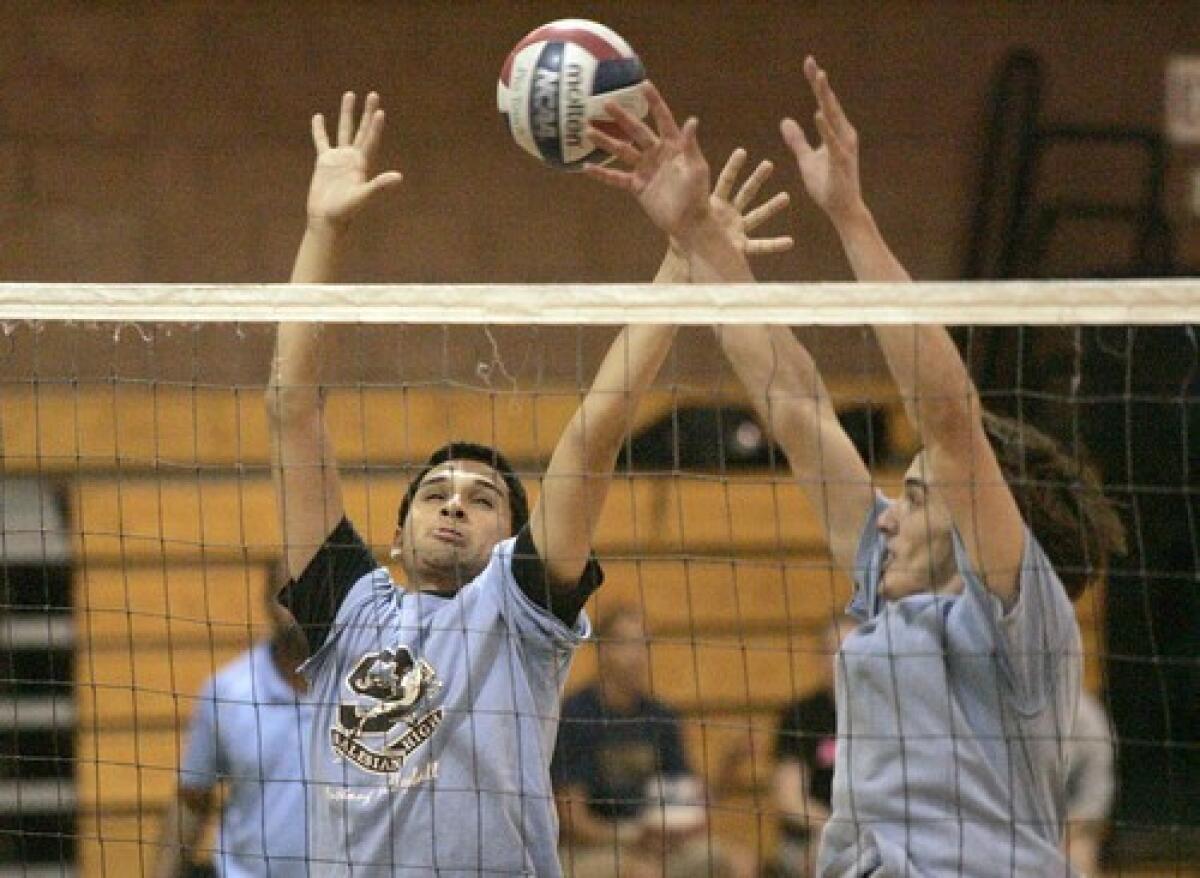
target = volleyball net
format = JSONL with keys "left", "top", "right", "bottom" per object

{"left": 0, "top": 280, "right": 1196, "bottom": 876}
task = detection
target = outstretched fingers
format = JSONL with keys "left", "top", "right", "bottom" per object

{"left": 359, "top": 107, "right": 388, "bottom": 159}
{"left": 644, "top": 81, "right": 681, "bottom": 141}
{"left": 311, "top": 113, "right": 331, "bottom": 153}
{"left": 604, "top": 97, "right": 657, "bottom": 151}
{"left": 743, "top": 190, "right": 790, "bottom": 232}
{"left": 365, "top": 170, "right": 403, "bottom": 195}
{"left": 745, "top": 235, "right": 794, "bottom": 256}
{"left": 354, "top": 92, "right": 381, "bottom": 147}
{"left": 679, "top": 116, "right": 703, "bottom": 162}
{"left": 806, "top": 57, "right": 856, "bottom": 146}
{"left": 714, "top": 149, "right": 748, "bottom": 203}
{"left": 733, "top": 159, "right": 774, "bottom": 212}
{"left": 780, "top": 117, "right": 812, "bottom": 160}
{"left": 586, "top": 125, "right": 641, "bottom": 167}
{"left": 336, "top": 91, "right": 356, "bottom": 146}
{"left": 581, "top": 163, "right": 641, "bottom": 193}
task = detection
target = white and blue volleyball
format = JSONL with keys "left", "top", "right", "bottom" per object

{"left": 498, "top": 19, "right": 648, "bottom": 169}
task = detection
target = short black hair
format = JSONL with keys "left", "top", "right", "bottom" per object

{"left": 397, "top": 442, "right": 529, "bottom": 536}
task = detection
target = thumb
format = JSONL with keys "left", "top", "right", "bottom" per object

{"left": 780, "top": 118, "right": 812, "bottom": 159}
{"left": 681, "top": 117, "right": 704, "bottom": 162}
{"left": 365, "top": 170, "right": 403, "bottom": 196}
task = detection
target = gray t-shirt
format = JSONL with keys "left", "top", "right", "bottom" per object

{"left": 295, "top": 531, "right": 590, "bottom": 876}
{"left": 819, "top": 495, "right": 1081, "bottom": 878}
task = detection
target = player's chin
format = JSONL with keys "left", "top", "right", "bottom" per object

{"left": 879, "top": 571, "right": 916, "bottom": 602}
{"left": 420, "top": 546, "right": 489, "bottom": 582}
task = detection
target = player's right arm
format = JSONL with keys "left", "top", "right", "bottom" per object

{"left": 268, "top": 92, "right": 402, "bottom": 584}
{"left": 784, "top": 58, "right": 1026, "bottom": 605}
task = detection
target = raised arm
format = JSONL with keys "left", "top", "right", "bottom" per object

{"left": 785, "top": 58, "right": 1024, "bottom": 603}
{"left": 719, "top": 322, "right": 874, "bottom": 574}
{"left": 268, "top": 92, "right": 402, "bottom": 583}
{"left": 527, "top": 85, "right": 754, "bottom": 587}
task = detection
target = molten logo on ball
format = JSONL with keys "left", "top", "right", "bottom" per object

{"left": 497, "top": 18, "right": 648, "bottom": 170}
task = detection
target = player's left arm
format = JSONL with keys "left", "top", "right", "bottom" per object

{"left": 785, "top": 57, "right": 1024, "bottom": 605}
{"left": 529, "top": 85, "right": 763, "bottom": 587}
{"left": 530, "top": 320, "right": 675, "bottom": 587}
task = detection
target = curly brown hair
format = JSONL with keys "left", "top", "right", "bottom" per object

{"left": 982, "top": 411, "right": 1127, "bottom": 600}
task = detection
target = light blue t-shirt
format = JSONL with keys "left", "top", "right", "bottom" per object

{"left": 180, "top": 641, "right": 313, "bottom": 877}
{"left": 299, "top": 536, "right": 589, "bottom": 876}
{"left": 818, "top": 495, "right": 1082, "bottom": 878}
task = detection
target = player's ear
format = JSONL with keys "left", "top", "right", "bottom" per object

{"left": 390, "top": 526, "right": 403, "bottom": 559}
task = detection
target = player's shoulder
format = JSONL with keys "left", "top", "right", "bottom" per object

{"left": 207, "top": 642, "right": 273, "bottom": 700}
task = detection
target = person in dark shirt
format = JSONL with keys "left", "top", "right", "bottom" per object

{"left": 553, "top": 605, "right": 752, "bottom": 878}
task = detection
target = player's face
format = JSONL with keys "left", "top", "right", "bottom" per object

{"left": 396, "top": 460, "right": 513, "bottom": 591}
{"left": 875, "top": 453, "right": 957, "bottom": 600}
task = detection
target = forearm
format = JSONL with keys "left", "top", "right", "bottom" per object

{"left": 719, "top": 325, "right": 831, "bottom": 441}
{"left": 152, "top": 794, "right": 208, "bottom": 878}
{"left": 556, "top": 323, "right": 676, "bottom": 476}
{"left": 831, "top": 208, "right": 978, "bottom": 442}
{"left": 533, "top": 324, "right": 674, "bottom": 583}
{"left": 829, "top": 202, "right": 910, "bottom": 285}
{"left": 269, "top": 223, "right": 342, "bottom": 416}
{"left": 652, "top": 243, "right": 689, "bottom": 284}
{"left": 873, "top": 323, "right": 979, "bottom": 451}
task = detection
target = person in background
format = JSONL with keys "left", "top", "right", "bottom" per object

{"left": 552, "top": 604, "right": 753, "bottom": 878}
{"left": 1064, "top": 689, "right": 1116, "bottom": 875}
{"left": 770, "top": 615, "right": 855, "bottom": 877}
{"left": 153, "top": 599, "right": 312, "bottom": 878}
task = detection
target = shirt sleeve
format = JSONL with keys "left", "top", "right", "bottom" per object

{"left": 277, "top": 516, "right": 379, "bottom": 654}
{"left": 178, "top": 680, "right": 220, "bottom": 791}
{"left": 772, "top": 701, "right": 803, "bottom": 763}
{"left": 477, "top": 530, "right": 596, "bottom": 650}
{"left": 550, "top": 697, "right": 594, "bottom": 789}
{"left": 949, "top": 525, "right": 1080, "bottom": 714}
{"left": 847, "top": 493, "right": 891, "bottom": 621}
{"left": 657, "top": 706, "right": 691, "bottom": 776}
{"left": 509, "top": 525, "right": 604, "bottom": 627}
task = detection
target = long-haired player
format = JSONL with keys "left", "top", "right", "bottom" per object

{"left": 712, "top": 58, "right": 1126, "bottom": 877}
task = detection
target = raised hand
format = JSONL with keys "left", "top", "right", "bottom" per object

{"left": 306, "top": 91, "right": 402, "bottom": 230}
{"left": 583, "top": 83, "right": 712, "bottom": 243}
{"left": 781, "top": 57, "right": 864, "bottom": 226}
{"left": 708, "top": 149, "right": 792, "bottom": 258}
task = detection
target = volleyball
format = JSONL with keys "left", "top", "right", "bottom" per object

{"left": 497, "top": 19, "right": 648, "bottom": 169}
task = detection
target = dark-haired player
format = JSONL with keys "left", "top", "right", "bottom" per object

{"left": 268, "top": 87, "right": 785, "bottom": 876}
{"left": 710, "top": 59, "right": 1127, "bottom": 877}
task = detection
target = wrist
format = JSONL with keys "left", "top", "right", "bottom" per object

{"left": 305, "top": 215, "right": 351, "bottom": 238}
{"left": 829, "top": 200, "right": 875, "bottom": 239}
{"left": 672, "top": 211, "right": 729, "bottom": 254}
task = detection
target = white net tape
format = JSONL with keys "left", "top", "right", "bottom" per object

{"left": 0, "top": 280, "right": 1196, "bottom": 324}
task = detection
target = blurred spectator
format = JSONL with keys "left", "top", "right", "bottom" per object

{"left": 153, "top": 600, "right": 312, "bottom": 878}
{"left": 552, "top": 604, "right": 751, "bottom": 878}
{"left": 1064, "top": 689, "right": 1116, "bottom": 875}
{"left": 769, "top": 616, "right": 855, "bottom": 877}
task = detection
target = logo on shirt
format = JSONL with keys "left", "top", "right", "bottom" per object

{"left": 331, "top": 644, "right": 444, "bottom": 775}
